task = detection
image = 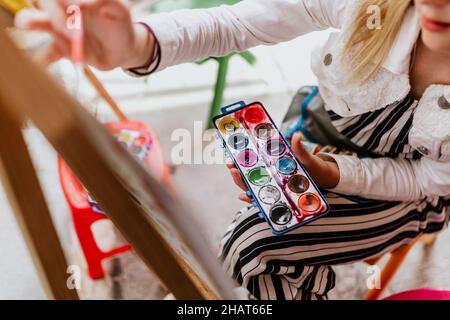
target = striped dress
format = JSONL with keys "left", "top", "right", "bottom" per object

{"left": 219, "top": 93, "right": 450, "bottom": 300}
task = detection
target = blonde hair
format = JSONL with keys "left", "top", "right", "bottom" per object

{"left": 343, "top": 0, "right": 413, "bottom": 84}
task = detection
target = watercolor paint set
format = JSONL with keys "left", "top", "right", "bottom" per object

{"left": 214, "top": 101, "right": 330, "bottom": 235}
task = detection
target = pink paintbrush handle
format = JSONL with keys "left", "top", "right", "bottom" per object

{"left": 71, "top": 9, "right": 83, "bottom": 64}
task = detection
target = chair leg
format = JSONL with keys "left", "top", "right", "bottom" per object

{"left": 364, "top": 256, "right": 383, "bottom": 266}
{"left": 420, "top": 233, "right": 437, "bottom": 246}
{"left": 364, "top": 243, "right": 415, "bottom": 300}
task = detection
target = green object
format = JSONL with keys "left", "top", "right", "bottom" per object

{"left": 150, "top": 0, "right": 257, "bottom": 129}
{"left": 198, "top": 52, "right": 256, "bottom": 129}
{"left": 248, "top": 167, "right": 271, "bottom": 187}
{"left": 208, "top": 56, "right": 229, "bottom": 129}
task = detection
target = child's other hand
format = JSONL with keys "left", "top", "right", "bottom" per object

{"left": 226, "top": 132, "right": 340, "bottom": 204}
{"left": 15, "top": 0, "right": 155, "bottom": 70}
{"left": 290, "top": 133, "right": 340, "bottom": 189}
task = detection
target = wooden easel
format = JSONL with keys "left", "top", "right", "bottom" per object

{"left": 0, "top": 17, "right": 236, "bottom": 300}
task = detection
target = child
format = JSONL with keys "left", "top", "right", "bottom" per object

{"left": 17, "top": 0, "right": 450, "bottom": 299}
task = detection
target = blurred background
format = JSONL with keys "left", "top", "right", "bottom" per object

{"left": 1, "top": 0, "right": 450, "bottom": 300}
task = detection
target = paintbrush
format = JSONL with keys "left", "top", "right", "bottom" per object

{"left": 68, "top": 5, "right": 127, "bottom": 120}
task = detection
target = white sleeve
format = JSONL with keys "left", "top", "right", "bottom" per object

{"left": 140, "top": 0, "right": 349, "bottom": 72}
{"left": 328, "top": 154, "right": 450, "bottom": 202}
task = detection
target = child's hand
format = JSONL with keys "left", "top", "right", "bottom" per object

{"left": 227, "top": 161, "right": 253, "bottom": 204}
{"left": 15, "top": 0, "right": 155, "bottom": 70}
{"left": 226, "top": 132, "right": 340, "bottom": 204}
{"left": 290, "top": 133, "right": 340, "bottom": 189}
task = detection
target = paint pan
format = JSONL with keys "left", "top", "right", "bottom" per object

{"left": 218, "top": 117, "right": 240, "bottom": 134}
{"left": 254, "top": 123, "right": 274, "bottom": 140}
{"left": 298, "top": 193, "right": 321, "bottom": 214}
{"left": 134, "top": 136, "right": 147, "bottom": 147}
{"left": 247, "top": 167, "right": 271, "bottom": 187}
{"left": 236, "top": 149, "right": 258, "bottom": 168}
{"left": 258, "top": 185, "right": 281, "bottom": 205}
{"left": 276, "top": 156, "right": 297, "bottom": 175}
{"left": 244, "top": 106, "right": 266, "bottom": 124}
{"left": 228, "top": 133, "right": 249, "bottom": 150}
{"left": 287, "top": 174, "right": 310, "bottom": 194}
{"left": 269, "top": 203, "right": 293, "bottom": 226}
{"left": 266, "top": 139, "right": 286, "bottom": 157}
{"left": 131, "top": 145, "right": 143, "bottom": 156}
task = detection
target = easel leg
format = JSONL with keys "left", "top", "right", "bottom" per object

{"left": 0, "top": 105, "right": 79, "bottom": 300}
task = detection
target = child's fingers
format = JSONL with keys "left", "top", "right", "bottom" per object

{"left": 15, "top": 9, "right": 53, "bottom": 32}
{"left": 31, "top": 42, "right": 65, "bottom": 67}
{"left": 227, "top": 160, "right": 251, "bottom": 203}
{"left": 38, "top": 0, "right": 72, "bottom": 38}
{"left": 230, "top": 168, "right": 248, "bottom": 192}
{"left": 97, "top": 0, "right": 131, "bottom": 20}
{"left": 291, "top": 132, "right": 314, "bottom": 167}
{"left": 226, "top": 161, "right": 235, "bottom": 170}
{"left": 15, "top": 7, "right": 72, "bottom": 64}
{"left": 238, "top": 194, "right": 253, "bottom": 204}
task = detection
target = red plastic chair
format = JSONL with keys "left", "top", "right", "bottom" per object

{"left": 385, "top": 288, "right": 450, "bottom": 300}
{"left": 59, "top": 120, "right": 171, "bottom": 279}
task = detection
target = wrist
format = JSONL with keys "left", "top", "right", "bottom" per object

{"left": 325, "top": 161, "right": 340, "bottom": 189}
{"left": 122, "top": 23, "right": 156, "bottom": 69}
{"left": 317, "top": 153, "right": 340, "bottom": 189}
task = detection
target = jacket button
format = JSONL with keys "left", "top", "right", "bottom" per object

{"left": 438, "top": 96, "right": 450, "bottom": 110}
{"left": 417, "top": 146, "right": 429, "bottom": 155}
{"left": 324, "top": 53, "right": 333, "bottom": 66}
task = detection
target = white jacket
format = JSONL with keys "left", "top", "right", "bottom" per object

{"left": 138, "top": 0, "right": 450, "bottom": 202}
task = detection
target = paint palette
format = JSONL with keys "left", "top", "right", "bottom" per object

{"left": 214, "top": 101, "right": 329, "bottom": 235}
{"left": 114, "top": 128, "right": 153, "bottom": 162}
{"left": 86, "top": 127, "right": 153, "bottom": 215}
